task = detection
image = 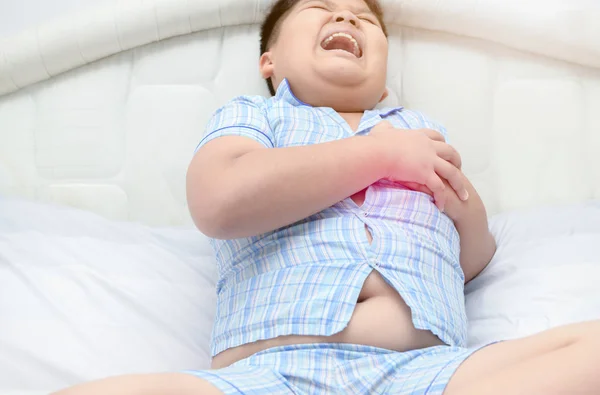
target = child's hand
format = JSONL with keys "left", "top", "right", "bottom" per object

{"left": 369, "top": 121, "right": 468, "bottom": 212}
{"left": 401, "top": 179, "right": 468, "bottom": 220}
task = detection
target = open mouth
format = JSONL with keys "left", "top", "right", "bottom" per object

{"left": 321, "top": 32, "right": 363, "bottom": 58}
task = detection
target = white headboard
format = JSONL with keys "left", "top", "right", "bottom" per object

{"left": 1, "top": 0, "right": 599, "bottom": 226}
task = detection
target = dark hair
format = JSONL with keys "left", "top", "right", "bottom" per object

{"left": 259, "top": 0, "right": 389, "bottom": 96}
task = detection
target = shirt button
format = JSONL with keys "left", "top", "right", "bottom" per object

{"left": 363, "top": 212, "right": 369, "bottom": 217}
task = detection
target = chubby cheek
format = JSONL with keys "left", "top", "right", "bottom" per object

{"left": 285, "top": 38, "right": 317, "bottom": 69}
{"left": 282, "top": 19, "right": 319, "bottom": 49}
{"left": 372, "top": 44, "right": 389, "bottom": 77}
{"left": 376, "top": 41, "right": 389, "bottom": 63}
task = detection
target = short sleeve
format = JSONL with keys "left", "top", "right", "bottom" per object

{"left": 419, "top": 113, "right": 450, "bottom": 143}
{"left": 195, "top": 96, "right": 274, "bottom": 152}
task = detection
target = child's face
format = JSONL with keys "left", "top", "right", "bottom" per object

{"left": 260, "top": 0, "right": 389, "bottom": 111}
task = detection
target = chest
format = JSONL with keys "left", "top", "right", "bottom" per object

{"left": 266, "top": 106, "right": 386, "bottom": 148}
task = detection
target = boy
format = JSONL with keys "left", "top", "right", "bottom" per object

{"left": 55, "top": 0, "right": 600, "bottom": 394}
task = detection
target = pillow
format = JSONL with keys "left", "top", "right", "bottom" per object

{"left": 0, "top": 197, "right": 217, "bottom": 393}
{"left": 466, "top": 200, "right": 600, "bottom": 347}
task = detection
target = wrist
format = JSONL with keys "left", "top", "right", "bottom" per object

{"left": 363, "top": 134, "right": 391, "bottom": 181}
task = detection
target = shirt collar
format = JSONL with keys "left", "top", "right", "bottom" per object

{"left": 274, "top": 78, "right": 404, "bottom": 117}
{"left": 378, "top": 107, "right": 403, "bottom": 117}
{"left": 275, "top": 78, "right": 309, "bottom": 107}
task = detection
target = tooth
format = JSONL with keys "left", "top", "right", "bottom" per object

{"left": 322, "top": 32, "right": 361, "bottom": 56}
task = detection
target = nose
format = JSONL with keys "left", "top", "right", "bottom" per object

{"left": 331, "top": 10, "right": 360, "bottom": 28}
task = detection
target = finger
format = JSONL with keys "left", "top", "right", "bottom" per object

{"left": 420, "top": 185, "right": 434, "bottom": 196}
{"left": 425, "top": 173, "right": 446, "bottom": 211}
{"left": 435, "top": 159, "right": 469, "bottom": 201}
{"left": 376, "top": 120, "right": 393, "bottom": 129}
{"left": 434, "top": 141, "right": 462, "bottom": 170}
{"left": 401, "top": 182, "right": 433, "bottom": 196}
{"left": 421, "top": 129, "right": 446, "bottom": 142}
{"left": 413, "top": 184, "right": 434, "bottom": 196}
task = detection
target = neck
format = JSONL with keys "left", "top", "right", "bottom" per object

{"left": 285, "top": 80, "right": 378, "bottom": 112}
{"left": 338, "top": 111, "right": 364, "bottom": 132}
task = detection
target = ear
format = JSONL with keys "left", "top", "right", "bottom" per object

{"left": 378, "top": 87, "right": 389, "bottom": 103}
{"left": 259, "top": 52, "right": 275, "bottom": 79}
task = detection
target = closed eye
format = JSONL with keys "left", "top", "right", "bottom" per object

{"left": 359, "top": 15, "right": 378, "bottom": 25}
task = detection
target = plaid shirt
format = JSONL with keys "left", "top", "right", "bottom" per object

{"left": 197, "top": 79, "right": 467, "bottom": 357}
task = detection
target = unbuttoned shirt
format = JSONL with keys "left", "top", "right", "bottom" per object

{"left": 195, "top": 79, "right": 466, "bottom": 357}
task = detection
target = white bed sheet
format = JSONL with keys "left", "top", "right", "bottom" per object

{"left": 467, "top": 201, "right": 600, "bottom": 346}
{"left": 0, "top": 197, "right": 216, "bottom": 393}
{"left": 1, "top": 197, "right": 599, "bottom": 392}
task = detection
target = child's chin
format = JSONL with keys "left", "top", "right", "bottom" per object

{"left": 317, "top": 63, "right": 365, "bottom": 83}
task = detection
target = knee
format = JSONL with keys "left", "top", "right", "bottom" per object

{"left": 578, "top": 329, "right": 600, "bottom": 348}
{"left": 570, "top": 324, "right": 600, "bottom": 360}
{"left": 50, "top": 373, "right": 225, "bottom": 395}
{"left": 573, "top": 321, "right": 600, "bottom": 341}
{"left": 551, "top": 320, "right": 600, "bottom": 345}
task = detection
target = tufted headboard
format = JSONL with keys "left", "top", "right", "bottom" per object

{"left": 0, "top": 0, "right": 599, "bottom": 226}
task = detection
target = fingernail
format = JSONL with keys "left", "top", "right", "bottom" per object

{"left": 462, "top": 190, "right": 469, "bottom": 201}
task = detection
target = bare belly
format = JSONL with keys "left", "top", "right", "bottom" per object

{"left": 210, "top": 190, "right": 444, "bottom": 369}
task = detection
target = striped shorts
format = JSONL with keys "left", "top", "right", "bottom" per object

{"left": 186, "top": 342, "right": 487, "bottom": 394}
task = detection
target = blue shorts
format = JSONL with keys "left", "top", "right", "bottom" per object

{"left": 185, "top": 342, "right": 486, "bottom": 394}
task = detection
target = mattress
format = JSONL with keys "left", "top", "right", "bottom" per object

{"left": 0, "top": 0, "right": 113, "bottom": 37}
{"left": 0, "top": 0, "right": 599, "bottom": 226}
{"left": 0, "top": 0, "right": 599, "bottom": 392}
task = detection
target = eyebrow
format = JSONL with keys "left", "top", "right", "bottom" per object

{"left": 301, "top": 0, "right": 375, "bottom": 16}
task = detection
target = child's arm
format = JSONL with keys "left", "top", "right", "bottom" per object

{"left": 400, "top": 112, "right": 495, "bottom": 282}
{"left": 451, "top": 177, "right": 497, "bottom": 283}
{"left": 187, "top": 121, "right": 466, "bottom": 239}
{"left": 396, "top": 175, "right": 496, "bottom": 282}
{"left": 407, "top": 175, "right": 496, "bottom": 282}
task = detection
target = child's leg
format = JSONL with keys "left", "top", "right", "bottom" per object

{"left": 51, "top": 373, "right": 223, "bottom": 395}
{"left": 446, "top": 320, "right": 600, "bottom": 394}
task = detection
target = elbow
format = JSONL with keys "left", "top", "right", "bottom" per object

{"left": 186, "top": 156, "right": 238, "bottom": 239}
{"left": 463, "top": 232, "right": 497, "bottom": 283}
{"left": 186, "top": 174, "right": 235, "bottom": 240}
{"left": 189, "top": 207, "right": 226, "bottom": 239}
{"left": 484, "top": 232, "right": 498, "bottom": 262}
{"left": 187, "top": 194, "right": 237, "bottom": 240}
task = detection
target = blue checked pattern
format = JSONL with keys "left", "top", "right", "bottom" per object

{"left": 196, "top": 79, "right": 467, "bottom": 357}
{"left": 187, "top": 342, "right": 484, "bottom": 394}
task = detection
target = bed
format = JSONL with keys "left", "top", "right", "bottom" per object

{"left": 1, "top": 0, "right": 599, "bottom": 393}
